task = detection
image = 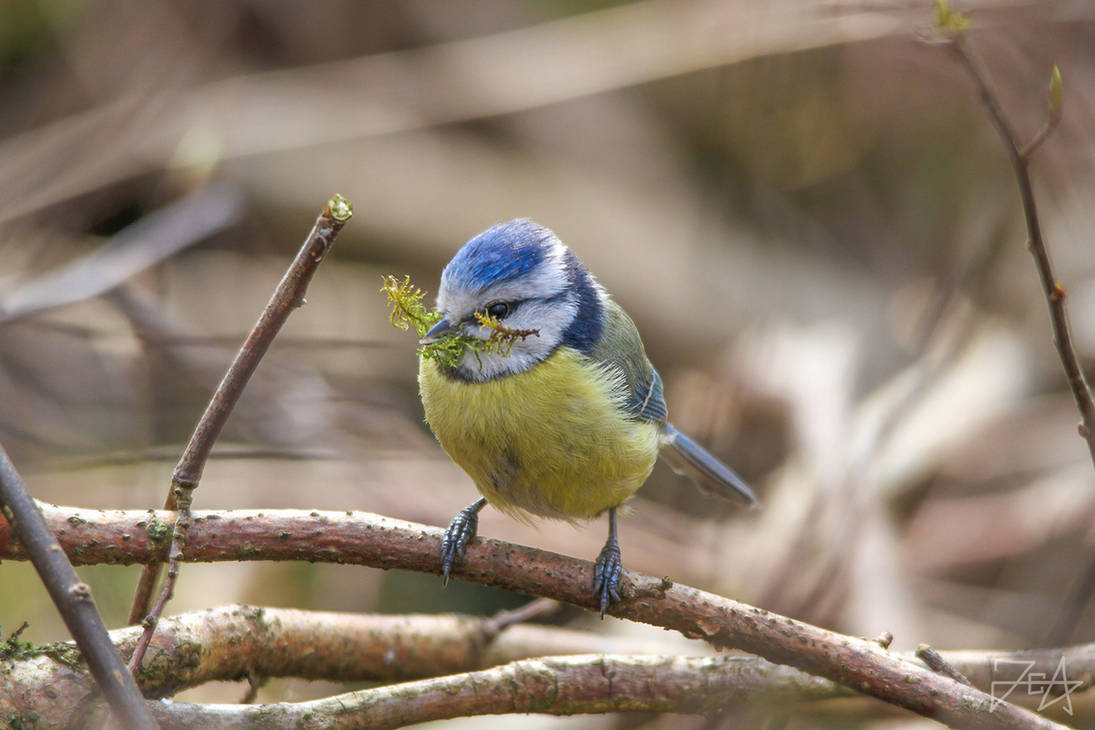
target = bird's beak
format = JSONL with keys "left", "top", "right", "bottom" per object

{"left": 419, "top": 318, "right": 459, "bottom": 345}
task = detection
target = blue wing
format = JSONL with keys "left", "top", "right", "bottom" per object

{"left": 587, "top": 299, "right": 668, "bottom": 424}
{"left": 626, "top": 367, "right": 668, "bottom": 423}
{"left": 586, "top": 300, "right": 758, "bottom": 506}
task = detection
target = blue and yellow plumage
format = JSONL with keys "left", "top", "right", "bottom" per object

{"left": 418, "top": 219, "right": 757, "bottom": 615}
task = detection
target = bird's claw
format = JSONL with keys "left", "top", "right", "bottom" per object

{"left": 441, "top": 504, "right": 481, "bottom": 585}
{"left": 592, "top": 537, "right": 622, "bottom": 619}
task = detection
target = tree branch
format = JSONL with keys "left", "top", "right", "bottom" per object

{"left": 126, "top": 194, "right": 353, "bottom": 673}
{"left": 4, "top": 603, "right": 1091, "bottom": 728}
{"left": 0, "top": 504, "right": 1071, "bottom": 729}
{"left": 0, "top": 448, "right": 158, "bottom": 729}
{"left": 142, "top": 654, "right": 840, "bottom": 730}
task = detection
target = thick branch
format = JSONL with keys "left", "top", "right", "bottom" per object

{"left": 143, "top": 654, "right": 843, "bottom": 729}
{"left": 2, "top": 604, "right": 833, "bottom": 726}
{"left": 3, "top": 602, "right": 1091, "bottom": 727}
{"left": 0, "top": 505, "right": 1070, "bottom": 729}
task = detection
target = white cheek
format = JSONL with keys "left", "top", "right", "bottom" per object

{"left": 510, "top": 300, "right": 573, "bottom": 346}
{"left": 455, "top": 297, "right": 577, "bottom": 381}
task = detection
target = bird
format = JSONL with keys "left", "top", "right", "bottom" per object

{"left": 418, "top": 218, "right": 758, "bottom": 616}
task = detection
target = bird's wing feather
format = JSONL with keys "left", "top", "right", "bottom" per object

{"left": 584, "top": 299, "right": 758, "bottom": 506}
{"left": 586, "top": 299, "right": 667, "bottom": 423}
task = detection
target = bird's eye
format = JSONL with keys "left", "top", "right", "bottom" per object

{"left": 486, "top": 301, "right": 510, "bottom": 319}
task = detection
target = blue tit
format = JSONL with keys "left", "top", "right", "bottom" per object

{"left": 418, "top": 218, "right": 758, "bottom": 616}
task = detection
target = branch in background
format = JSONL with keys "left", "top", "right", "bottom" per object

{"left": 143, "top": 654, "right": 841, "bottom": 730}
{"left": 0, "top": 446, "right": 158, "bottom": 729}
{"left": 3, "top": 602, "right": 1091, "bottom": 727}
{"left": 938, "top": 2, "right": 1095, "bottom": 646}
{"left": 2, "top": 604, "right": 743, "bottom": 725}
{"left": 126, "top": 194, "right": 353, "bottom": 674}
{"left": 479, "top": 597, "right": 562, "bottom": 637}
{"left": 0, "top": 504, "right": 1070, "bottom": 729}
{"left": 0, "top": 183, "right": 243, "bottom": 324}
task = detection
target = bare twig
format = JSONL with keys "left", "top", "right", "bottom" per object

{"left": 238, "top": 671, "right": 267, "bottom": 705}
{"left": 480, "top": 597, "right": 562, "bottom": 640}
{"left": 947, "top": 40, "right": 1091, "bottom": 464}
{"left": 944, "top": 21, "right": 1095, "bottom": 646}
{"left": 126, "top": 194, "right": 353, "bottom": 672}
{"left": 2, "top": 504, "right": 1067, "bottom": 729}
{"left": 0, "top": 445, "right": 158, "bottom": 729}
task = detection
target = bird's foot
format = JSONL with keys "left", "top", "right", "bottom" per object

{"left": 592, "top": 534, "right": 622, "bottom": 619}
{"left": 441, "top": 499, "right": 485, "bottom": 585}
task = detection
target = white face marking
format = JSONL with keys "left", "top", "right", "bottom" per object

{"left": 435, "top": 236, "right": 583, "bottom": 381}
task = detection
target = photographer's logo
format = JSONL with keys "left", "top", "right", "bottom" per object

{"left": 989, "top": 657, "right": 1080, "bottom": 715}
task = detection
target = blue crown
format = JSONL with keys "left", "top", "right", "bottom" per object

{"left": 443, "top": 219, "right": 555, "bottom": 293}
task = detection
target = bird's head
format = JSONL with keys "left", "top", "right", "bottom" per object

{"left": 422, "top": 219, "right": 605, "bottom": 382}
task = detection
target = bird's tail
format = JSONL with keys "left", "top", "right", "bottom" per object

{"left": 659, "top": 423, "right": 759, "bottom": 508}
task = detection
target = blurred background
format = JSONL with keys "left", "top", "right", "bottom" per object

{"left": 2, "top": 0, "right": 1095, "bottom": 726}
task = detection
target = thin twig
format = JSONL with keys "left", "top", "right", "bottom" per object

{"left": 4, "top": 504, "right": 1064, "bottom": 730}
{"left": 948, "top": 39, "right": 1093, "bottom": 464}
{"left": 125, "top": 194, "right": 353, "bottom": 673}
{"left": 946, "top": 28, "right": 1095, "bottom": 646}
{"left": 238, "top": 671, "right": 267, "bottom": 705}
{"left": 0, "top": 445, "right": 158, "bottom": 729}
{"left": 480, "top": 597, "right": 561, "bottom": 640}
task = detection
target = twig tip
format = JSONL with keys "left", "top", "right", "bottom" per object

{"left": 328, "top": 194, "right": 354, "bottom": 221}
{"left": 933, "top": 0, "right": 970, "bottom": 34}
{"left": 1049, "top": 65, "right": 1063, "bottom": 117}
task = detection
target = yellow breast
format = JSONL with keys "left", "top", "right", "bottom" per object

{"left": 419, "top": 347, "right": 661, "bottom": 520}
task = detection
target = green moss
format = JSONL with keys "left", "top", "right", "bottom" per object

{"left": 0, "top": 622, "right": 38, "bottom": 662}
{"left": 144, "top": 517, "right": 170, "bottom": 542}
{"left": 381, "top": 273, "right": 540, "bottom": 369}
{"left": 8, "top": 710, "right": 39, "bottom": 729}
{"left": 40, "top": 642, "right": 84, "bottom": 670}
